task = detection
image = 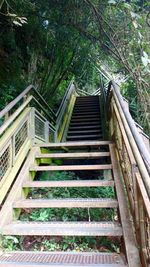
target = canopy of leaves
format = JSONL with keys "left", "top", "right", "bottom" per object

{"left": 0, "top": 0, "right": 149, "bottom": 132}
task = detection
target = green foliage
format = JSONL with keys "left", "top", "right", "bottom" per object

{"left": 121, "top": 79, "right": 139, "bottom": 120}
{"left": 19, "top": 171, "right": 116, "bottom": 223}
{"left": 2, "top": 236, "right": 120, "bottom": 252}
{"left": 2, "top": 236, "right": 19, "bottom": 251}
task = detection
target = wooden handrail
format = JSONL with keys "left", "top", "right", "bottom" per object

{"left": 0, "top": 85, "right": 56, "bottom": 121}
{"left": 0, "top": 95, "right": 33, "bottom": 136}
{"left": 107, "top": 80, "right": 150, "bottom": 197}
{"left": 0, "top": 85, "right": 33, "bottom": 119}
{"left": 56, "top": 79, "right": 74, "bottom": 118}
{"left": 56, "top": 83, "right": 75, "bottom": 127}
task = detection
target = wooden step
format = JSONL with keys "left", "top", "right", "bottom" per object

{"left": 0, "top": 251, "right": 128, "bottom": 267}
{"left": 67, "top": 134, "right": 102, "bottom": 140}
{"left": 72, "top": 111, "right": 100, "bottom": 115}
{"left": 36, "top": 152, "right": 110, "bottom": 159}
{"left": 23, "top": 179, "right": 115, "bottom": 188}
{"left": 70, "top": 118, "right": 100, "bottom": 122}
{"left": 69, "top": 125, "right": 101, "bottom": 130}
{"left": 13, "top": 198, "right": 118, "bottom": 208}
{"left": 68, "top": 130, "right": 102, "bottom": 135}
{"left": 36, "top": 141, "right": 112, "bottom": 148}
{"left": 3, "top": 221, "right": 123, "bottom": 236}
{"left": 69, "top": 122, "right": 101, "bottom": 126}
{"left": 75, "top": 101, "right": 99, "bottom": 104}
{"left": 74, "top": 105, "right": 100, "bottom": 109}
{"left": 71, "top": 115, "right": 100, "bottom": 119}
{"left": 73, "top": 109, "right": 100, "bottom": 113}
{"left": 30, "top": 164, "right": 112, "bottom": 171}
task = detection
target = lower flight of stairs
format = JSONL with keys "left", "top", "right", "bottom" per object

{"left": 0, "top": 141, "right": 141, "bottom": 266}
{"left": 67, "top": 96, "right": 103, "bottom": 141}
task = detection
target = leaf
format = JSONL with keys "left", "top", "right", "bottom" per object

{"left": 143, "top": 51, "right": 149, "bottom": 59}
{"left": 123, "top": 3, "right": 131, "bottom": 9}
{"left": 108, "top": 0, "right": 116, "bottom": 4}
{"left": 13, "top": 20, "right": 22, "bottom": 26}
{"left": 138, "top": 32, "right": 143, "bottom": 39}
{"left": 141, "top": 56, "right": 149, "bottom": 67}
{"left": 130, "top": 11, "right": 137, "bottom": 18}
{"left": 7, "top": 13, "right": 17, "bottom": 17}
{"left": 132, "top": 20, "right": 138, "bottom": 29}
{"left": 5, "top": 236, "right": 19, "bottom": 244}
{"left": 130, "top": 11, "right": 140, "bottom": 19}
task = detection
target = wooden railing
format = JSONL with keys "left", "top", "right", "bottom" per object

{"left": 0, "top": 81, "right": 76, "bottom": 204}
{"left": 55, "top": 80, "right": 76, "bottom": 141}
{"left": 106, "top": 81, "right": 150, "bottom": 267}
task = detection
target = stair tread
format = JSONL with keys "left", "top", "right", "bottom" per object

{"left": 73, "top": 108, "right": 100, "bottom": 111}
{"left": 13, "top": 198, "right": 118, "bottom": 208}
{"left": 36, "top": 141, "right": 112, "bottom": 147}
{"left": 72, "top": 112, "right": 100, "bottom": 114}
{"left": 72, "top": 111, "right": 100, "bottom": 114}
{"left": 71, "top": 115, "right": 100, "bottom": 119}
{"left": 23, "top": 179, "right": 115, "bottom": 188}
{"left": 69, "top": 122, "right": 101, "bottom": 126}
{"left": 0, "top": 251, "right": 128, "bottom": 266}
{"left": 3, "top": 221, "right": 123, "bottom": 236}
{"left": 36, "top": 152, "right": 110, "bottom": 158}
{"left": 70, "top": 118, "right": 100, "bottom": 122}
{"left": 30, "top": 164, "right": 112, "bottom": 171}
{"left": 67, "top": 134, "right": 102, "bottom": 138}
{"left": 68, "top": 130, "right": 102, "bottom": 134}
{"left": 69, "top": 125, "right": 101, "bottom": 130}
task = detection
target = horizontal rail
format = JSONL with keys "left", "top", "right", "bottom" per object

{"left": 0, "top": 85, "right": 33, "bottom": 119}
{"left": 0, "top": 85, "right": 56, "bottom": 122}
{"left": 56, "top": 79, "right": 74, "bottom": 118}
{"left": 109, "top": 81, "right": 150, "bottom": 197}
{"left": 0, "top": 95, "right": 33, "bottom": 136}
{"left": 111, "top": 81, "right": 150, "bottom": 174}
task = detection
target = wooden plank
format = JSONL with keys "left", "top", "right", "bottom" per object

{"left": 23, "top": 179, "right": 115, "bottom": 188}
{"left": 113, "top": 102, "right": 136, "bottom": 164}
{"left": 68, "top": 130, "right": 102, "bottom": 134}
{"left": 109, "top": 144, "right": 141, "bottom": 267}
{"left": 0, "top": 263, "right": 128, "bottom": 267}
{"left": 3, "top": 221, "right": 123, "bottom": 236}
{"left": 67, "top": 134, "right": 102, "bottom": 139}
{"left": 136, "top": 172, "right": 150, "bottom": 219}
{"left": 13, "top": 198, "right": 118, "bottom": 208}
{"left": 0, "top": 251, "right": 128, "bottom": 267}
{"left": 30, "top": 164, "right": 112, "bottom": 171}
{"left": 70, "top": 118, "right": 100, "bottom": 122}
{"left": 36, "top": 152, "right": 110, "bottom": 159}
{"left": 35, "top": 141, "right": 112, "bottom": 148}
{"left": 69, "top": 122, "right": 101, "bottom": 126}
{"left": 69, "top": 125, "right": 101, "bottom": 130}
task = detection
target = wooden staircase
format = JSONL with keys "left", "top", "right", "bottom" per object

{"left": 0, "top": 94, "right": 141, "bottom": 266}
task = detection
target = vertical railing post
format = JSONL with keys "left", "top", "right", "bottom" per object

{"left": 30, "top": 107, "right": 35, "bottom": 145}
{"left": 45, "top": 120, "right": 49, "bottom": 143}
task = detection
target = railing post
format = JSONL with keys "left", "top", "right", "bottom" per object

{"left": 30, "top": 108, "right": 35, "bottom": 145}
{"left": 45, "top": 120, "right": 49, "bottom": 143}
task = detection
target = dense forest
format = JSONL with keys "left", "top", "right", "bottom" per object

{"left": 0, "top": 0, "right": 150, "bottom": 134}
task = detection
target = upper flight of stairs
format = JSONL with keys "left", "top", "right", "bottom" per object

{"left": 0, "top": 95, "right": 141, "bottom": 267}
{"left": 67, "top": 96, "right": 103, "bottom": 141}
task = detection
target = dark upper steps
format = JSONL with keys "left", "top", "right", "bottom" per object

{"left": 67, "top": 96, "right": 103, "bottom": 141}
